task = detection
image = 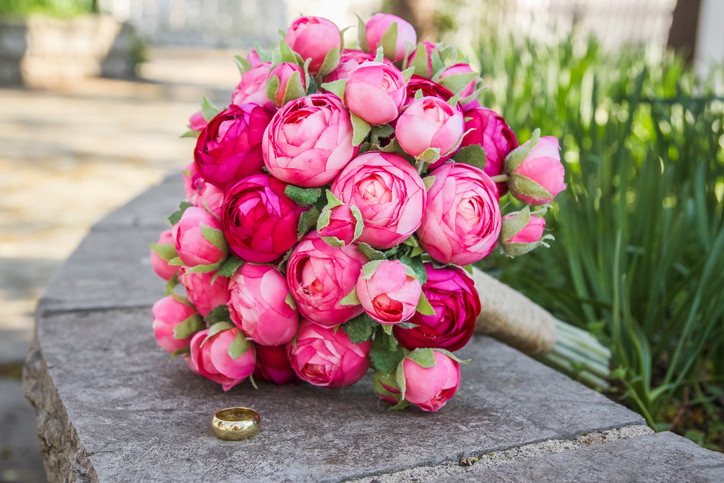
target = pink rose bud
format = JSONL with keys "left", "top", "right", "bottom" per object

{"left": 231, "top": 62, "right": 273, "bottom": 108}
{"left": 365, "top": 13, "right": 417, "bottom": 62}
{"left": 188, "top": 327, "right": 255, "bottom": 391}
{"left": 461, "top": 104, "right": 518, "bottom": 195}
{"left": 395, "top": 96, "right": 465, "bottom": 160}
{"left": 286, "top": 232, "right": 369, "bottom": 327}
{"left": 404, "top": 76, "right": 459, "bottom": 108}
{"left": 152, "top": 296, "right": 204, "bottom": 353}
{"left": 285, "top": 16, "right": 341, "bottom": 75}
{"left": 499, "top": 208, "right": 551, "bottom": 257}
{"left": 317, "top": 198, "right": 364, "bottom": 247}
{"left": 182, "top": 162, "right": 203, "bottom": 204}
{"left": 356, "top": 260, "right": 422, "bottom": 324}
{"left": 177, "top": 267, "right": 230, "bottom": 318}
{"left": 372, "top": 370, "right": 402, "bottom": 404}
{"left": 324, "top": 49, "right": 389, "bottom": 83}
{"left": 247, "top": 49, "right": 263, "bottom": 68}
{"left": 253, "top": 344, "right": 297, "bottom": 385}
{"left": 331, "top": 152, "right": 427, "bottom": 249}
{"left": 438, "top": 63, "right": 477, "bottom": 100}
{"left": 150, "top": 229, "right": 179, "bottom": 281}
{"left": 506, "top": 135, "right": 566, "bottom": 205}
{"left": 345, "top": 61, "right": 407, "bottom": 126}
{"left": 194, "top": 181, "right": 224, "bottom": 219}
{"left": 287, "top": 319, "right": 372, "bottom": 388}
{"left": 194, "top": 103, "right": 274, "bottom": 188}
{"left": 173, "top": 206, "right": 227, "bottom": 268}
{"left": 228, "top": 263, "right": 299, "bottom": 347}
{"left": 406, "top": 41, "right": 436, "bottom": 78}
{"left": 402, "top": 351, "right": 461, "bottom": 412}
{"left": 418, "top": 163, "right": 502, "bottom": 266}
{"left": 393, "top": 264, "right": 480, "bottom": 351}
{"left": 267, "top": 62, "right": 306, "bottom": 107}
{"left": 263, "top": 94, "right": 357, "bottom": 187}
{"left": 189, "top": 109, "right": 208, "bottom": 132}
{"left": 221, "top": 174, "right": 305, "bottom": 263}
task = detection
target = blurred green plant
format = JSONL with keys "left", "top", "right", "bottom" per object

{"left": 0, "top": 0, "right": 97, "bottom": 18}
{"left": 477, "top": 35, "right": 724, "bottom": 450}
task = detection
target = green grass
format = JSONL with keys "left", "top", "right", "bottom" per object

{"left": 476, "top": 35, "right": 724, "bottom": 450}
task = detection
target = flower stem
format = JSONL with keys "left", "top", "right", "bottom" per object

{"left": 491, "top": 174, "right": 509, "bottom": 183}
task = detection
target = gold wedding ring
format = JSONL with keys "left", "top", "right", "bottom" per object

{"left": 212, "top": 407, "right": 260, "bottom": 441}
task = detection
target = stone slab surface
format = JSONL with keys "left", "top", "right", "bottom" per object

{"left": 440, "top": 432, "right": 724, "bottom": 482}
{"left": 28, "top": 307, "right": 644, "bottom": 483}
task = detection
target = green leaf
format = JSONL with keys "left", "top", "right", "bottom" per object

{"left": 228, "top": 331, "right": 251, "bottom": 359}
{"left": 453, "top": 144, "right": 487, "bottom": 171}
{"left": 399, "top": 256, "right": 427, "bottom": 285}
{"left": 173, "top": 313, "right": 205, "bottom": 340}
{"left": 180, "top": 129, "right": 200, "bottom": 139}
{"left": 509, "top": 173, "right": 553, "bottom": 200}
{"left": 395, "top": 358, "right": 407, "bottom": 399}
{"left": 254, "top": 43, "right": 272, "bottom": 62}
{"left": 166, "top": 201, "right": 193, "bottom": 226}
{"left": 500, "top": 206, "right": 531, "bottom": 242}
{"left": 201, "top": 321, "right": 234, "bottom": 346}
{"left": 343, "top": 312, "right": 378, "bottom": 343}
{"left": 433, "top": 348, "right": 471, "bottom": 364}
{"left": 169, "top": 346, "right": 190, "bottom": 362}
{"left": 374, "top": 45, "right": 384, "bottom": 63}
{"left": 388, "top": 400, "right": 411, "bottom": 411}
{"left": 371, "top": 328, "right": 405, "bottom": 373}
{"left": 422, "top": 176, "right": 436, "bottom": 191}
{"left": 318, "top": 47, "right": 341, "bottom": 76}
{"left": 439, "top": 72, "right": 477, "bottom": 96}
{"left": 339, "top": 287, "right": 361, "bottom": 306}
{"left": 201, "top": 96, "right": 221, "bottom": 122}
{"left": 171, "top": 292, "right": 194, "bottom": 309}
{"left": 401, "top": 67, "right": 415, "bottom": 83}
{"left": 297, "top": 206, "right": 320, "bottom": 240}
{"left": 406, "top": 348, "right": 436, "bottom": 368}
{"left": 360, "top": 259, "right": 385, "bottom": 280}
{"left": 379, "top": 22, "right": 398, "bottom": 62}
{"left": 356, "top": 14, "right": 369, "bottom": 53}
{"left": 185, "top": 257, "right": 225, "bottom": 274}
{"left": 396, "top": 322, "right": 418, "bottom": 329}
{"left": 505, "top": 128, "right": 540, "bottom": 173}
{"left": 416, "top": 291, "right": 436, "bottom": 316}
{"left": 324, "top": 189, "right": 344, "bottom": 209}
{"left": 149, "top": 242, "right": 178, "bottom": 262}
{"left": 382, "top": 324, "right": 393, "bottom": 335}
{"left": 418, "top": 147, "right": 441, "bottom": 165}
{"left": 410, "top": 43, "right": 430, "bottom": 78}
{"left": 410, "top": 245, "right": 425, "bottom": 257}
{"left": 279, "top": 40, "right": 298, "bottom": 64}
{"left": 351, "top": 112, "right": 372, "bottom": 144}
{"left": 414, "top": 89, "right": 424, "bottom": 101}
{"left": 321, "top": 79, "right": 347, "bottom": 103}
{"left": 164, "top": 272, "right": 179, "bottom": 296}
{"left": 370, "top": 124, "right": 395, "bottom": 145}
{"left": 233, "top": 55, "right": 252, "bottom": 75}
{"left": 205, "top": 304, "right": 232, "bottom": 325}
{"left": 266, "top": 74, "right": 280, "bottom": 106}
{"left": 357, "top": 242, "right": 386, "bottom": 261}
{"left": 212, "top": 256, "right": 244, "bottom": 284}
{"left": 462, "top": 264, "right": 473, "bottom": 275}
{"left": 167, "top": 257, "right": 185, "bottom": 266}
{"left": 285, "top": 185, "right": 322, "bottom": 206}
{"left": 306, "top": 70, "right": 318, "bottom": 95}
{"left": 201, "top": 224, "right": 229, "bottom": 253}
{"left": 285, "top": 292, "right": 297, "bottom": 310}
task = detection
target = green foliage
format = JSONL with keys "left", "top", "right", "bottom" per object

{"left": 0, "top": 0, "right": 97, "bottom": 18}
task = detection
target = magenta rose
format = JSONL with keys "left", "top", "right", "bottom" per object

{"left": 194, "top": 103, "right": 274, "bottom": 188}
{"left": 461, "top": 104, "right": 518, "bottom": 195}
{"left": 253, "top": 344, "right": 297, "bottom": 385}
{"left": 231, "top": 62, "right": 273, "bottom": 108}
{"left": 402, "top": 351, "right": 460, "bottom": 411}
{"left": 150, "top": 229, "right": 179, "bottom": 281}
{"left": 152, "top": 296, "right": 203, "bottom": 353}
{"left": 189, "top": 109, "right": 208, "bottom": 132}
{"left": 393, "top": 264, "right": 480, "bottom": 351}
{"left": 267, "top": 62, "right": 306, "bottom": 107}
{"left": 324, "top": 49, "right": 392, "bottom": 83}
{"left": 404, "top": 76, "right": 459, "bottom": 108}
{"left": 287, "top": 319, "right": 372, "bottom": 388}
{"left": 194, "top": 181, "right": 224, "bottom": 219}
{"left": 418, "top": 163, "right": 501, "bottom": 265}
{"left": 365, "top": 13, "right": 417, "bottom": 62}
{"left": 345, "top": 62, "right": 407, "bottom": 126}
{"left": 331, "top": 152, "right": 427, "bottom": 249}
{"left": 395, "top": 96, "right": 464, "bottom": 159}
{"left": 285, "top": 16, "right": 341, "bottom": 75}
{"left": 438, "top": 63, "right": 477, "bottom": 99}
{"left": 182, "top": 162, "right": 203, "bottom": 204}
{"left": 177, "top": 267, "right": 230, "bottom": 317}
{"left": 262, "top": 93, "right": 357, "bottom": 187}
{"left": 188, "top": 327, "right": 255, "bottom": 391}
{"left": 317, "top": 202, "right": 363, "bottom": 247}
{"left": 507, "top": 136, "right": 566, "bottom": 205}
{"left": 356, "top": 260, "right": 422, "bottom": 324}
{"left": 406, "top": 41, "right": 436, "bottom": 78}
{"left": 221, "top": 174, "right": 305, "bottom": 263}
{"left": 228, "top": 263, "right": 299, "bottom": 347}
{"left": 173, "top": 206, "right": 227, "bottom": 268}
{"left": 286, "top": 232, "right": 368, "bottom": 327}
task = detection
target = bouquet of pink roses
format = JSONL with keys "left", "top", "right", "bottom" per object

{"left": 149, "top": 13, "right": 571, "bottom": 412}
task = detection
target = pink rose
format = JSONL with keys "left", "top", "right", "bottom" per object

{"left": 287, "top": 319, "right": 372, "bottom": 388}
{"left": 402, "top": 351, "right": 460, "bottom": 411}
{"left": 189, "top": 109, "right": 208, "bottom": 132}
{"left": 247, "top": 49, "right": 263, "bottom": 68}
{"left": 152, "top": 296, "right": 203, "bottom": 353}
{"left": 356, "top": 260, "right": 421, "bottom": 324}
{"left": 499, "top": 209, "right": 550, "bottom": 257}
{"left": 395, "top": 96, "right": 464, "bottom": 159}
{"left": 228, "top": 263, "right": 299, "bottom": 347}
{"left": 194, "top": 181, "right": 224, "bottom": 219}
{"left": 504, "top": 212, "right": 545, "bottom": 243}
{"left": 221, "top": 174, "right": 305, "bottom": 263}
{"left": 365, "top": 13, "right": 417, "bottom": 62}
{"left": 461, "top": 104, "right": 518, "bottom": 194}
{"left": 345, "top": 62, "right": 407, "bottom": 126}
{"left": 194, "top": 103, "right": 274, "bottom": 188}
{"left": 406, "top": 41, "right": 436, "bottom": 78}
{"left": 331, "top": 152, "right": 427, "bottom": 249}
{"left": 182, "top": 162, "right": 203, "bottom": 204}
{"left": 438, "top": 63, "right": 477, "bottom": 99}
{"left": 173, "top": 206, "right": 227, "bottom": 268}
{"left": 150, "top": 229, "right": 179, "bottom": 281}
{"left": 418, "top": 163, "right": 502, "bottom": 265}
{"left": 262, "top": 94, "right": 357, "bottom": 187}
{"left": 231, "top": 62, "right": 273, "bottom": 108}
{"left": 267, "top": 62, "right": 306, "bottom": 107}
{"left": 508, "top": 136, "right": 566, "bottom": 205}
{"left": 324, "top": 49, "right": 391, "bottom": 83}
{"left": 393, "top": 264, "right": 480, "bottom": 351}
{"left": 188, "top": 327, "right": 255, "bottom": 391}
{"left": 177, "top": 267, "right": 230, "bottom": 317}
{"left": 286, "top": 232, "right": 368, "bottom": 327}
{"left": 253, "top": 344, "right": 297, "bottom": 385}
{"left": 285, "top": 16, "right": 341, "bottom": 75}
{"left": 317, "top": 202, "right": 363, "bottom": 247}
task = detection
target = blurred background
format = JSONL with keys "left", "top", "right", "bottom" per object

{"left": 1, "top": 0, "right": 722, "bottom": 481}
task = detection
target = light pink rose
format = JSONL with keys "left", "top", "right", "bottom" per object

{"left": 173, "top": 206, "right": 227, "bottom": 267}
{"left": 285, "top": 16, "right": 341, "bottom": 75}
{"left": 504, "top": 213, "right": 546, "bottom": 243}
{"left": 287, "top": 319, "right": 372, "bottom": 388}
{"left": 262, "top": 94, "right": 357, "bottom": 187}
{"left": 182, "top": 162, "right": 203, "bottom": 204}
{"left": 317, "top": 203, "right": 362, "bottom": 246}
{"left": 406, "top": 41, "right": 436, "bottom": 78}
{"left": 395, "top": 96, "right": 464, "bottom": 159}
{"left": 228, "top": 263, "right": 299, "bottom": 347}
{"left": 509, "top": 136, "right": 566, "bottom": 205}
{"left": 150, "top": 229, "right": 179, "bottom": 281}
{"left": 194, "top": 181, "right": 224, "bottom": 219}
{"left": 331, "top": 152, "right": 426, "bottom": 249}
{"left": 152, "top": 296, "right": 202, "bottom": 353}
{"left": 189, "top": 109, "right": 208, "bottom": 132}
{"left": 438, "top": 63, "right": 477, "bottom": 99}
{"left": 286, "top": 232, "right": 368, "bottom": 327}
{"left": 365, "top": 13, "right": 417, "bottom": 62}
{"left": 253, "top": 344, "right": 297, "bottom": 385}
{"left": 345, "top": 62, "right": 407, "bottom": 126}
{"left": 268, "top": 62, "right": 306, "bottom": 107}
{"left": 324, "top": 49, "right": 392, "bottom": 83}
{"left": 177, "top": 267, "right": 230, "bottom": 317}
{"left": 188, "top": 327, "right": 255, "bottom": 391}
{"left": 356, "top": 260, "right": 421, "bottom": 324}
{"left": 231, "top": 62, "right": 273, "bottom": 108}
{"left": 246, "top": 49, "right": 263, "bottom": 68}
{"left": 403, "top": 351, "right": 460, "bottom": 412}
{"left": 499, "top": 211, "right": 550, "bottom": 257}
{"left": 418, "top": 163, "right": 502, "bottom": 265}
